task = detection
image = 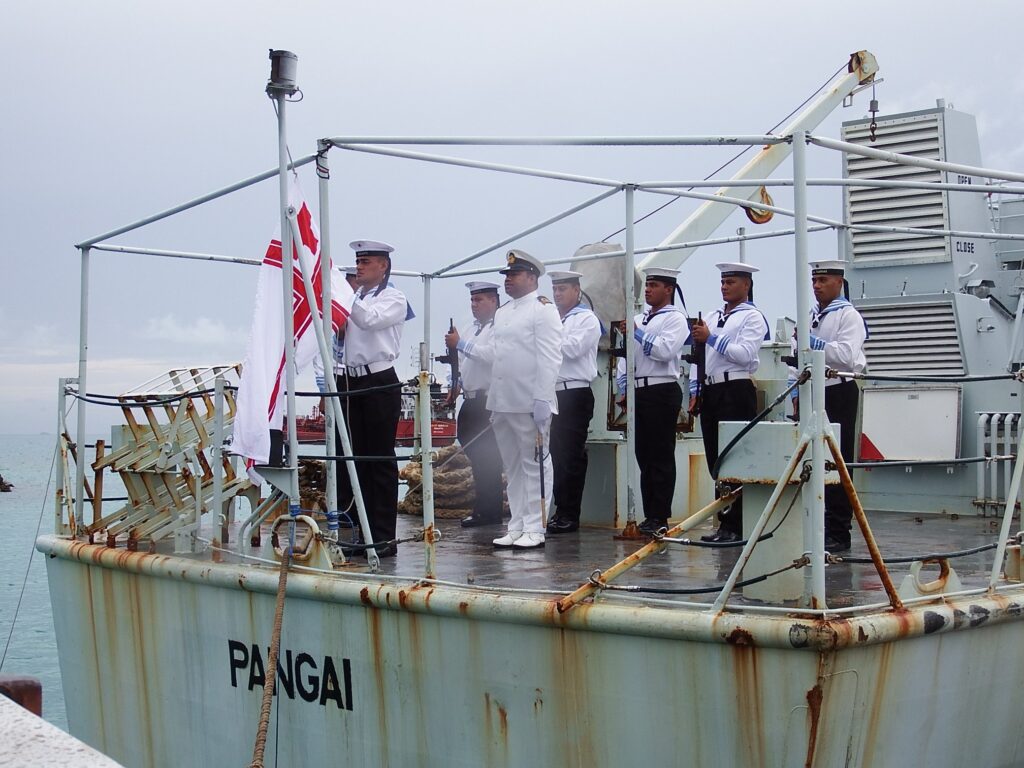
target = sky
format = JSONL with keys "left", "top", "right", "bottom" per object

{"left": 3, "top": 0, "right": 1024, "bottom": 435}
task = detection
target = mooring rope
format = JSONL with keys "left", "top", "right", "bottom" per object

{"left": 248, "top": 548, "right": 291, "bottom": 768}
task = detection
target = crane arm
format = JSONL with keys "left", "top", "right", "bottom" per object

{"left": 637, "top": 50, "right": 878, "bottom": 272}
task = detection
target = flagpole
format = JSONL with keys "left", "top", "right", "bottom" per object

{"left": 317, "top": 140, "right": 338, "bottom": 521}
{"left": 288, "top": 216, "right": 380, "bottom": 569}
{"left": 270, "top": 51, "right": 300, "bottom": 511}
{"left": 74, "top": 245, "right": 90, "bottom": 537}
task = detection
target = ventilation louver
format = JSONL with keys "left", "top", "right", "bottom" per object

{"left": 859, "top": 300, "right": 963, "bottom": 374}
{"left": 843, "top": 114, "right": 949, "bottom": 265}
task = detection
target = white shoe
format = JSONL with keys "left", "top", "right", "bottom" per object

{"left": 493, "top": 531, "right": 523, "bottom": 548}
{"left": 512, "top": 532, "right": 545, "bottom": 549}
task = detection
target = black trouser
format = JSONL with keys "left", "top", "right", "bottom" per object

{"left": 550, "top": 386, "right": 595, "bottom": 522}
{"left": 335, "top": 368, "right": 401, "bottom": 546}
{"left": 456, "top": 395, "right": 504, "bottom": 518}
{"left": 824, "top": 379, "right": 860, "bottom": 545}
{"left": 700, "top": 378, "right": 757, "bottom": 535}
{"left": 635, "top": 381, "right": 683, "bottom": 522}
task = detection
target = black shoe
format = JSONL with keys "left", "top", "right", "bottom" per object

{"left": 359, "top": 543, "right": 397, "bottom": 559}
{"left": 373, "top": 543, "right": 397, "bottom": 559}
{"left": 637, "top": 518, "right": 668, "bottom": 536}
{"left": 546, "top": 515, "right": 579, "bottom": 534}
{"left": 824, "top": 536, "right": 850, "bottom": 553}
{"left": 700, "top": 528, "right": 741, "bottom": 543}
{"left": 461, "top": 513, "right": 502, "bottom": 528}
{"left": 339, "top": 539, "right": 364, "bottom": 556}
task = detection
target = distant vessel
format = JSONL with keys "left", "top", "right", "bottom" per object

{"left": 292, "top": 385, "right": 457, "bottom": 447}
{"left": 39, "top": 51, "right": 1024, "bottom": 767}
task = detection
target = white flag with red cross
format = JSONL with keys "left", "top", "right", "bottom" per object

{"left": 231, "top": 178, "right": 354, "bottom": 466}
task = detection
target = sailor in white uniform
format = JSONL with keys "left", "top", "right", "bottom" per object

{"left": 630, "top": 267, "right": 688, "bottom": 535}
{"left": 337, "top": 240, "right": 409, "bottom": 558}
{"left": 488, "top": 250, "right": 563, "bottom": 549}
{"left": 690, "top": 262, "right": 769, "bottom": 543}
{"left": 546, "top": 270, "right": 602, "bottom": 534}
{"left": 799, "top": 259, "right": 868, "bottom": 552}
{"left": 444, "top": 281, "right": 505, "bottom": 528}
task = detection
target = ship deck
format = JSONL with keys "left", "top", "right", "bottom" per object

{"left": 222, "top": 509, "right": 1008, "bottom": 609}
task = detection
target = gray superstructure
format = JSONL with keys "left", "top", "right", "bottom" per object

{"left": 842, "top": 103, "right": 1022, "bottom": 514}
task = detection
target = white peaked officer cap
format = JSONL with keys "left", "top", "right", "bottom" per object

{"left": 465, "top": 280, "right": 500, "bottom": 295}
{"left": 644, "top": 267, "right": 681, "bottom": 283}
{"left": 549, "top": 270, "right": 583, "bottom": 285}
{"left": 810, "top": 260, "right": 847, "bottom": 276}
{"left": 500, "top": 249, "right": 545, "bottom": 276}
{"left": 335, "top": 265, "right": 357, "bottom": 276}
{"left": 349, "top": 240, "right": 395, "bottom": 257}
{"left": 715, "top": 262, "right": 760, "bottom": 277}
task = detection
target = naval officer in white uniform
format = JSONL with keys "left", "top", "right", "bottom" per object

{"left": 337, "top": 240, "right": 409, "bottom": 558}
{"left": 444, "top": 281, "right": 505, "bottom": 527}
{"left": 546, "top": 270, "right": 602, "bottom": 534}
{"left": 690, "top": 262, "right": 769, "bottom": 543}
{"left": 800, "top": 259, "right": 868, "bottom": 552}
{"left": 488, "top": 250, "right": 563, "bottom": 549}
{"left": 629, "top": 267, "right": 688, "bottom": 535}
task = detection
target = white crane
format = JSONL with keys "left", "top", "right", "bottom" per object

{"left": 637, "top": 50, "right": 879, "bottom": 271}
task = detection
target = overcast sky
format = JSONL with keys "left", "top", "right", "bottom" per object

{"left": 3, "top": 0, "right": 1024, "bottom": 435}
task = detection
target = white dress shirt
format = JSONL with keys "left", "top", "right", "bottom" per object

{"left": 313, "top": 334, "right": 345, "bottom": 390}
{"left": 344, "top": 283, "right": 407, "bottom": 369}
{"left": 703, "top": 302, "right": 769, "bottom": 380}
{"left": 798, "top": 298, "right": 868, "bottom": 387}
{"left": 487, "top": 290, "right": 563, "bottom": 414}
{"left": 456, "top": 319, "right": 495, "bottom": 394}
{"left": 558, "top": 304, "right": 601, "bottom": 383}
{"left": 631, "top": 303, "right": 687, "bottom": 380}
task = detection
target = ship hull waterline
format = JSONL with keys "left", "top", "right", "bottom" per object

{"left": 39, "top": 536, "right": 1024, "bottom": 768}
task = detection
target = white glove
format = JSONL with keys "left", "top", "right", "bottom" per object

{"left": 532, "top": 399, "right": 552, "bottom": 431}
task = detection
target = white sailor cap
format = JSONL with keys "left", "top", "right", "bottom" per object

{"left": 549, "top": 270, "right": 583, "bottom": 285}
{"left": 335, "top": 264, "right": 357, "bottom": 276}
{"left": 643, "top": 267, "right": 681, "bottom": 284}
{"left": 465, "top": 280, "right": 500, "bottom": 295}
{"left": 715, "top": 261, "right": 759, "bottom": 277}
{"left": 349, "top": 239, "right": 394, "bottom": 257}
{"left": 810, "top": 259, "right": 847, "bottom": 276}
{"left": 500, "top": 249, "right": 545, "bottom": 276}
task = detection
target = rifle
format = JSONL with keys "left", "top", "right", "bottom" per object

{"left": 437, "top": 317, "right": 460, "bottom": 393}
{"left": 684, "top": 312, "right": 706, "bottom": 416}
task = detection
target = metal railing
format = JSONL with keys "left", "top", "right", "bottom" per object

{"left": 64, "top": 121, "right": 1024, "bottom": 612}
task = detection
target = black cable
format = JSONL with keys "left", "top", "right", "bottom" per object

{"left": 297, "top": 380, "right": 405, "bottom": 398}
{"left": 848, "top": 455, "right": 1013, "bottom": 469}
{"left": 593, "top": 558, "right": 807, "bottom": 595}
{"left": 73, "top": 390, "right": 216, "bottom": 407}
{"left": 838, "top": 542, "right": 999, "bottom": 565}
{"left": 711, "top": 371, "right": 808, "bottom": 480}
{"left": 601, "top": 63, "right": 845, "bottom": 241}
{"left": 673, "top": 475, "right": 806, "bottom": 549}
{"left": 837, "top": 372, "right": 1020, "bottom": 384}
{"left": 335, "top": 531, "right": 423, "bottom": 553}
{"left": 671, "top": 530, "right": 773, "bottom": 549}
{"left": 298, "top": 454, "right": 413, "bottom": 463}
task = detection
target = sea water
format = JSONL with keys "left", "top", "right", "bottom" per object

{"left": 0, "top": 433, "right": 68, "bottom": 729}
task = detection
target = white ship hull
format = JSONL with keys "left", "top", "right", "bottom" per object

{"left": 41, "top": 537, "right": 1024, "bottom": 768}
